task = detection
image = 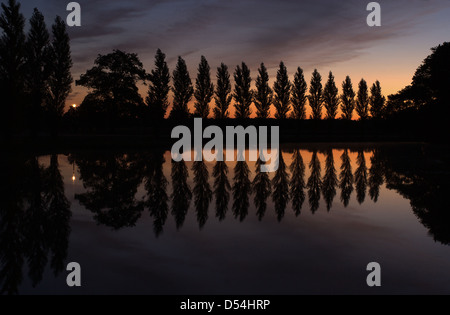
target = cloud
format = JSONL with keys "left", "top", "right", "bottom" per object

{"left": 15, "top": 0, "right": 450, "bottom": 106}
{"left": 19, "top": 0, "right": 450, "bottom": 70}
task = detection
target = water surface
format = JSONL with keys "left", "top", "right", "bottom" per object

{"left": 1, "top": 143, "right": 449, "bottom": 294}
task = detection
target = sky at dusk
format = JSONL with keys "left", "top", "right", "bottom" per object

{"left": 15, "top": 0, "right": 450, "bottom": 115}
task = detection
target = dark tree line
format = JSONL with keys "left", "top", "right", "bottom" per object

{"left": 0, "top": 0, "right": 72, "bottom": 135}
{"left": 384, "top": 42, "right": 450, "bottom": 128}
{"left": 75, "top": 51, "right": 388, "bottom": 124}
{"left": 5, "top": 0, "right": 447, "bottom": 133}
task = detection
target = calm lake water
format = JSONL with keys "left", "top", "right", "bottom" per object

{"left": 1, "top": 143, "right": 449, "bottom": 295}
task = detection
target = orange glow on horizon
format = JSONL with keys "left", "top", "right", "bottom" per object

{"left": 67, "top": 69, "right": 403, "bottom": 120}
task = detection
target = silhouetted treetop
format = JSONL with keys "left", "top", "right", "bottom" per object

{"left": 214, "top": 63, "right": 232, "bottom": 119}
{"left": 76, "top": 50, "right": 145, "bottom": 119}
{"left": 194, "top": 56, "right": 214, "bottom": 119}
{"left": 356, "top": 79, "right": 369, "bottom": 120}
{"left": 0, "top": 0, "right": 26, "bottom": 132}
{"left": 146, "top": 49, "right": 170, "bottom": 120}
{"left": 291, "top": 67, "right": 308, "bottom": 120}
{"left": 273, "top": 61, "right": 291, "bottom": 120}
{"left": 308, "top": 69, "right": 323, "bottom": 120}
{"left": 47, "top": 16, "right": 73, "bottom": 120}
{"left": 370, "top": 80, "right": 385, "bottom": 119}
{"left": 254, "top": 63, "right": 273, "bottom": 119}
{"left": 386, "top": 42, "right": 450, "bottom": 122}
{"left": 233, "top": 62, "right": 252, "bottom": 119}
{"left": 323, "top": 71, "right": 339, "bottom": 120}
{"left": 341, "top": 76, "right": 356, "bottom": 120}
{"left": 24, "top": 8, "right": 50, "bottom": 129}
{"left": 170, "top": 56, "right": 193, "bottom": 119}
{"left": 77, "top": 50, "right": 146, "bottom": 93}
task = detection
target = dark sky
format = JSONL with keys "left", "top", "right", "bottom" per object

{"left": 16, "top": 0, "right": 450, "bottom": 111}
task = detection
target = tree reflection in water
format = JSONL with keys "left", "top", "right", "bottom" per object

{"left": 289, "top": 150, "right": 306, "bottom": 216}
{"left": 2, "top": 144, "right": 450, "bottom": 294}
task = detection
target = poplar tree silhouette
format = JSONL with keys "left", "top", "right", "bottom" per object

{"left": 340, "top": 76, "right": 356, "bottom": 120}
{"left": 356, "top": 79, "right": 369, "bottom": 120}
{"left": 170, "top": 56, "right": 193, "bottom": 119}
{"left": 47, "top": 16, "right": 73, "bottom": 133}
{"left": 24, "top": 8, "right": 50, "bottom": 130}
{"left": 233, "top": 62, "right": 252, "bottom": 119}
{"left": 308, "top": 69, "right": 323, "bottom": 120}
{"left": 369, "top": 80, "right": 385, "bottom": 119}
{"left": 273, "top": 61, "right": 291, "bottom": 119}
{"left": 146, "top": 49, "right": 170, "bottom": 120}
{"left": 323, "top": 71, "right": 339, "bottom": 119}
{"left": 254, "top": 63, "right": 272, "bottom": 119}
{"left": 213, "top": 63, "right": 232, "bottom": 119}
{"left": 194, "top": 56, "right": 214, "bottom": 119}
{"left": 290, "top": 67, "right": 308, "bottom": 120}
{"left": 0, "top": 0, "right": 26, "bottom": 132}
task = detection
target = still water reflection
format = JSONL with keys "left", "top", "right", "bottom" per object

{"left": 1, "top": 144, "right": 449, "bottom": 294}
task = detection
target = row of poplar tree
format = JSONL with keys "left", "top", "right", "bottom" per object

{"left": 143, "top": 50, "right": 386, "bottom": 120}
{"left": 0, "top": 0, "right": 72, "bottom": 132}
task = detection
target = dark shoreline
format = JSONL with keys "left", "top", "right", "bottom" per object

{"left": 3, "top": 116, "right": 444, "bottom": 153}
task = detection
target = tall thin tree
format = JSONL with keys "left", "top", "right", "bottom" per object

{"left": 146, "top": 49, "right": 170, "bottom": 120}
{"left": 47, "top": 16, "right": 73, "bottom": 133}
{"left": 254, "top": 63, "right": 272, "bottom": 119}
{"left": 273, "top": 61, "right": 291, "bottom": 119}
{"left": 290, "top": 67, "right": 308, "bottom": 120}
{"left": 340, "top": 76, "right": 356, "bottom": 120}
{"left": 356, "top": 79, "right": 369, "bottom": 120}
{"left": 323, "top": 71, "right": 339, "bottom": 119}
{"left": 194, "top": 56, "right": 214, "bottom": 118}
{"left": 170, "top": 56, "right": 193, "bottom": 119}
{"left": 233, "top": 62, "right": 252, "bottom": 119}
{"left": 25, "top": 8, "right": 50, "bottom": 130}
{"left": 0, "top": 0, "right": 26, "bottom": 132}
{"left": 213, "top": 63, "right": 232, "bottom": 119}
{"left": 369, "top": 80, "right": 386, "bottom": 119}
{"left": 308, "top": 69, "right": 323, "bottom": 120}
